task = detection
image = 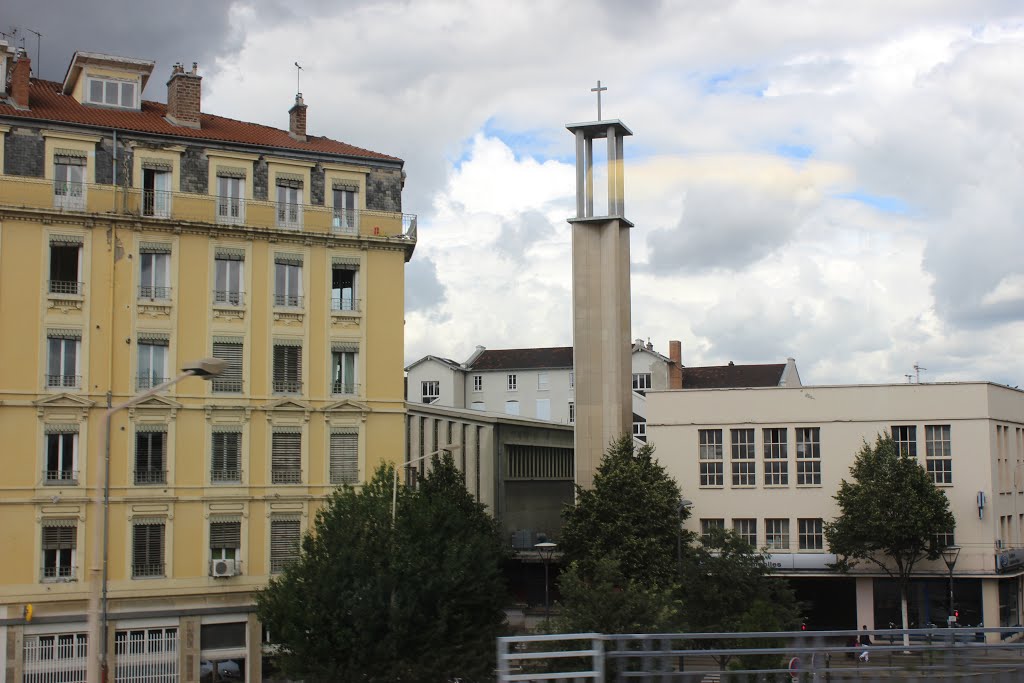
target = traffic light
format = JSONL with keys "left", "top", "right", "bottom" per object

{"left": 953, "top": 609, "right": 960, "bottom": 622}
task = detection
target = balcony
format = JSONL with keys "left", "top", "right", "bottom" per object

{"left": 44, "top": 469, "right": 79, "bottom": 485}
{"left": 332, "top": 381, "right": 360, "bottom": 396}
{"left": 211, "top": 468, "right": 242, "bottom": 484}
{"left": 211, "top": 378, "right": 243, "bottom": 393}
{"left": 213, "top": 290, "right": 245, "bottom": 307}
{"left": 273, "top": 293, "right": 304, "bottom": 308}
{"left": 0, "top": 175, "right": 418, "bottom": 241}
{"left": 41, "top": 565, "right": 77, "bottom": 582}
{"left": 48, "top": 280, "right": 84, "bottom": 295}
{"left": 131, "top": 562, "right": 165, "bottom": 579}
{"left": 272, "top": 469, "right": 302, "bottom": 485}
{"left": 136, "top": 376, "right": 170, "bottom": 391}
{"left": 47, "top": 374, "right": 81, "bottom": 389}
{"left": 331, "top": 297, "right": 361, "bottom": 312}
{"left": 134, "top": 468, "right": 167, "bottom": 485}
{"left": 138, "top": 285, "right": 172, "bottom": 300}
{"left": 272, "top": 379, "right": 302, "bottom": 394}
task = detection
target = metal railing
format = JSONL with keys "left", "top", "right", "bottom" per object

{"left": 141, "top": 189, "right": 172, "bottom": 218}
{"left": 134, "top": 468, "right": 167, "bottom": 485}
{"left": 332, "top": 381, "right": 360, "bottom": 395}
{"left": 138, "top": 285, "right": 172, "bottom": 300}
{"left": 211, "top": 378, "right": 243, "bottom": 393}
{"left": 43, "top": 469, "right": 78, "bottom": 485}
{"left": 274, "top": 293, "right": 304, "bottom": 308}
{"left": 276, "top": 201, "right": 303, "bottom": 229}
{"left": 114, "top": 629, "right": 178, "bottom": 681}
{"left": 213, "top": 289, "right": 245, "bottom": 306}
{"left": 332, "top": 208, "right": 358, "bottom": 234}
{"left": 130, "top": 562, "right": 164, "bottom": 578}
{"left": 46, "top": 374, "right": 81, "bottom": 388}
{"left": 23, "top": 632, "right": 88, "bottom": 683}
{"left": 48, "top": 280, "right": 84, "bottom": 295}
{"left": 331, "top": 297, "right": 361, "bottom": 312}
{"left": 41, "top": 565, "right": 77, "bottom": 581}
{"left": 53, "top": 180, "right": 85, "bottom": 210}
{"left": 136, "top": 376, "right": 170, "bottom": 391}
{"left": 211, "top": 468, "right": 242, "bottom": 484}
{"left": 272, "top": 469, "right": 303, "bottom": 484}
{"left": 272, "top": 379, "right": 303, "bottom": 394}
{"left": 217, "top": 196, "right": 245, "bottom": 224}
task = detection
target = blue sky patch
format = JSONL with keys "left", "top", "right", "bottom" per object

{"left": 837, "top": 190, "right": 911, "bottom": 215}
{"left": 776, "top": 144, "right": 814, "bottom": 160}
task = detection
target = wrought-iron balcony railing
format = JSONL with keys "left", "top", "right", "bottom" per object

{"left": 138, "top": 285, "right": 172, "bottom": 300}
{"left": 44, "top": 469, "right": 79, "bottom": 485}
{"left": 134, "top": 468, "right": 167, "bottom": 485}
{"left": 332, "top": 208, "right": 358, "bottom": 235}
{"left": 48, "top": 280, "right": 84, "bottom": 295}
{"left": 47, "top": 374, "right": 81, "bottom": 389}
{"left": 41, "top": 565, "right": 77, "bottom": 581}
{"left": 272, "top": 469, "right": 302, "bottom": 485}
{"left": 142, "top": 190, "right": 172, "bottom": 218}
{"left": 332, "top": 381, "right": 360, "bottom": 395}
{"left": 53, "top": 180, "right": 85, "bottom": 210}
{"left": 274, "top": 293, "right": 304, "bottom": 308}
{"left": 211, "top": 468, "right": 242, "bottom": 484}
{"left": 276, "top": 201, "right": 302, "bottom": 229}
{"left": 272, "top": 379, "right": 303, "bottom": 394}
{"left": 331, "top": 297, "right": 361, "bottom": 312}
{"left": 131, "top": 562, "right": 165, "bottom": 578}
{"left": 136, "top": 376, "right": 170, "bottom": 391}
{"left": 217, "top": 197, "right": 245, "bottom": 224}
{"left": 211, "top": 378, "right": 243, "bottom": 393}
{"left": 212, "top": 290, "right": 245, "bottom": 306}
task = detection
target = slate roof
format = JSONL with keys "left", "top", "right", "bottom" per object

{"left": 681, "top": 363, "right": 786, "bottom": 389}
{"left": 0, "top": 79, "right": 401, "bottom": 163}
{"left": 467, "top": 347, "right": 574, "bottom": 371}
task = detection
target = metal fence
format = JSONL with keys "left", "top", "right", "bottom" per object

{"left": 114, "top": 628, "right": 179, "bottom": 683}
{"left": 497, "top": 627, "right": 1024, "bottom": 682}
{"left": 23, "top": 633, "right": 88, "bottom": 683}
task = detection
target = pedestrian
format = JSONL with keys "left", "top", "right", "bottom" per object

{"left": 858, "top": 625, "right": 872, "bottom": 662}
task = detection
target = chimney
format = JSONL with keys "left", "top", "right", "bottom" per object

{"left": 9, "top": 52, "right": 31, "bottom": 109}
{"left": 289, "top": 93, "right": 308, "bottom": 141}
{"left": 668, "top": 340, "right": 683, "bottom": 389}
{"left": 166, "top": 62, "right": 202, "bottom": 129}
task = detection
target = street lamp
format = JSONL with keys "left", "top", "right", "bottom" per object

{"left": 88, "top": 358, "right": 227, "bottom": 683}
{"left": 677, "top": 498, "right": 693, "bottom": 575}
{"left": 535, "top": 541, "right": 557, "bottom": 622}
{"left": 391, "top": 444, "right": 462, "bottom": 520}
{"left": 941, "top": 545, "right": 961, "bottom": 625}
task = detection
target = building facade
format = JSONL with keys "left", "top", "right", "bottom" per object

{"left": 0, "top": 49, "right": 414, "bottom": 682}
{"left": 646, "top": 381, "right": 1024, "bottom": 637}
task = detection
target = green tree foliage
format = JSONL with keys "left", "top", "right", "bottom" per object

{"left": 256, "top": 455, "right": 508, "bottom": 682}
{"left": 824, "top": 434, "right": 955, "bottom": 637}
{"left": 560, "top": 435, "right": 687, "bottom": 591}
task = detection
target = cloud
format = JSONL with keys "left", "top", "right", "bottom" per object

{"left": 404, "top": 256, "right": 447, "bottom": 316}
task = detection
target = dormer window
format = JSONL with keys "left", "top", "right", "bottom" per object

{"left": 86, "top": 76, "right": 137, "bottom": 109}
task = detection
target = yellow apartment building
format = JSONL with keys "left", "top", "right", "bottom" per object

{"left": 0, "top": 46, "right": 415, "bottom": 682}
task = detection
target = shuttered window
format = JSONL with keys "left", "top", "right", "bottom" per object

{"left": 272, "top": 344, "right": 302, "bottom": 394}
{"left": 270, "top": 517, "right": 300, "bottom": 573}
{"left": 271, "top": 432, "right": 302, "bottom": 484}
{"left": 134, "top": 430, "right": 166, "bottom": 484}
{"left": 329, "top": 431, "right": 358, "bottom": 485}
{"left": 211, "top": 341, "right": 243, "bottom": 393}
{"left": 211, "top": 431, "right": 241, "bottom": 483}
{"left": 132, "top": 522, "right": 165, "bottom": 578}
{"left": 210, "top": 521, "right": 241, "bottom": 549}
{"left": 42, "top": 521, "right": 77, "bottom": 580}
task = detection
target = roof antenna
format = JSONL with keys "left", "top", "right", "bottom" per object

{"left": 913, "top": 363, "right": 927, "bottom": 384}
{"left": 294, "top": 61, "right": 303, "bottom": 95}
{"left": 27, "top": 28, "right": 41, "bottom": 79}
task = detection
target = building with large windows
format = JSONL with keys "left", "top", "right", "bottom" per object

{"left": 646, "top": 381, "right": 1024, "bottom": 637}
{"left": 0, "top": 48, "right": 414, "bottom": 681}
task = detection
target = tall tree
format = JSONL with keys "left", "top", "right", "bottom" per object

{"left": 256, "top": 455, "right": 508, "bottom": 682}
{"left": 825, "top": 434, "right": 955, "bottom": 644}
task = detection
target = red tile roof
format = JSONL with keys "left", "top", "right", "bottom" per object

{"left": 0, "top": 79, "right": 401, "bottom": 163}
{"left": 468, "top": 347, "right": 574, "bottom": 371}
{"left": 681, "top": 364, "right": 786, "bottom": 389}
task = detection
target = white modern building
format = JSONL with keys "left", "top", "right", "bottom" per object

{"left": 646, "top": 381, "right": 1024, "bottom": 637}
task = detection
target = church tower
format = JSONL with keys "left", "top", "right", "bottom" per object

{"left": 567, "top": 89, "right": 633, "bottom": 490}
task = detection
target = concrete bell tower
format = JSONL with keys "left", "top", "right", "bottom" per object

{"left": 567, "top": 84, "right": 633, "bottom": 490}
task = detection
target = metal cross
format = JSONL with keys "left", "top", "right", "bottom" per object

{"left": 294, "top": 62, "right": 303, "bottom": 93}
{"left": 591, "top": 80, "right": 607, "bottom": 121}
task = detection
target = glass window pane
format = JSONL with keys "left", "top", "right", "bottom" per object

{"left": 121, "top": 82, "right": 135, "bottom": 107}
{"left": 89, "top": 80, "right": 103, "bottom": 103}
{"left": 105, "top": 81, "right": 118, "bottom": 105}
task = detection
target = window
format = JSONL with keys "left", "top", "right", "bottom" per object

{"left": 210, "top": 519, "right": 241, "bottom": 564}
{"left": 329, "top": 431, "right": 358, "bottom": 485}
{"left": 271, "top": 431, "right": 302, "bottom": 484}
{"left": 633, "top": 420, "right": 646, "bottom": 440}
{"left": 632, "top": 373, "right": 652, "bottom": 392}
{"left": 211, "top": 339, "right": 243, "bottom": 393}
{"left": 473, "top": 375, "right": 483, "bottom": 392}
{"left": 274, "top": 255, "right": 303, "bottom": 307}
{"left": 926, "top": 425, "right": 952, "bottom": 484}
{"left": 276, "top": 178, "right": 302, "bottom": 228}
{"left": 798, "top": 518, "right": 824, "bottom": 550}
{"left": 537, "top": 372, "right": 549, "bottom": 390}
{"left": 139, "top": 245, "right": 171, "bottom": 299}
{"left": 765, "top": 519, "right": 790, "bottom": 550}
{"left": 211, "top": 431, "right": 242, "bottom": 483}
{"left": 507, "top": 374, "right": 518, "bottom": 391}
{"left": 26, "top": 633, "right": 88, "bottom": 663}
{"left": 53, "top": 155, "right": 86, "bottom": 210}
{"left": 44, "top": 429, "right": 78, "bottom": 484}
{"left": 731, "top": 428, "right": 756, "bottom": 486}
{"left": 47, "top": 332, "right": 81, "bottom": 388}
{"left": 213, "top": 251, "right": 244, "bottom": 305}
{"left": 131, "top": 521, "right": 165, "bottom": 577}
{"left": 470, "top": 401, "right": 485, "bottom": 411}
{"left": 331, "top": 348, "right": 357, "bottom": 395}
{"left": 114, "top": 628, "right": 176, "bottom": 663}
{"left": 699, "top": 429, "right": 724, "bottom": 486}
{"left": 532, "top": 398, "right": 550, "bottom": 420}
{"left": 331, "top": 263, "right": 358, "bottom": 311}
{"left": 733, "top": 519, "right": 757, "bottom": 547}
{"left": 216, "top": 174, "right": 245, "bottom": 224}
{"left": 136, "top": 337, "right": 169, "bottom": 390}
{"left": 134, "top": 429, "right": 166, "bottom": 485}
{"left": 272, "top": 342, "right": 302, "bottom": 394}
{"left": 332, "top": 186, "right": 357, "bottom": 233}
{"left": 763, "top": 427, "right": 788, "bottom": 486}
{"left": 934, "top": 530, "right": 955, "bottom": 549}
{"left": 796, "top": 427, "right": 821, "bottom": 485}
{"left": 505, "top": 400, "right": 520, "bottom": 416}
{"left": 421, "top": 380, "right": 440, "bottom": 404}
{"left": 86, "top": 76, "right": 136, "bottom": 108}
{"left": 41, "top": 521, "right": 77, "bottom": 581}
{"left": 49, "top": 237, "right": 82, "bottom": 295}
{"left": 141, "top": 166, "right": 171, "bottom": 218}
{"left": 700, "top": 518, "right": 724, "bottom": 542}
{"left": 270, "top": 517, "right": 301, "bottom": 573}
{"left": 569, "top": 371, "right": 575, "bottom": 389}
{"left": 892, "top": 425, "right": 917, "bottom": 457}
{"left": 568, "top": 402, "right": 575, "bottom": 423}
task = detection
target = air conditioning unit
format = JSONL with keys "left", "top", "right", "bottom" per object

{"left": 211, "top": 559, "right": 237, "bottom": 578}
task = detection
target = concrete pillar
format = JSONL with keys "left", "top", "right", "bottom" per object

{"left": 855, "top": 577, "right": 875, "bottom": 630}
{"left": 982, "top": 578, "right": 1001, "bottom": 643}
{"left": 574, "top": 131, "right": 586, "bottom": 218}
{"left": 247, "top": 613, "right": 262, "bottom": 683}
{"left": 5, "top": 624, "right": 23, "bottom": 683}
{"left": 179, "top": 616, "right": 200, "bottom": 683}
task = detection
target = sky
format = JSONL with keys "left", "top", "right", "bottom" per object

{"left": 7, "top": 1, "right": 1024, "bottom": 386}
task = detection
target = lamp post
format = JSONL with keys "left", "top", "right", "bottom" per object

{"left": 941, "top": 545, "right": 961, "bottom": 625}
{"left": 677, "top": 498, "right": 693, "bottom": 576}
{"left": 88, "top": 358, "right": 227, "bottom": 683}
{"left": 535, "top": 541, "right": 557, "bottom": 622}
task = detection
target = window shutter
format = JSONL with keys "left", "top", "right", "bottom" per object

{"left": 270, "top": 517, "right": 301, "bottom": 572}
{"left": 212, "top": 341, "right": 243, "bottom": 391}
{"left": 274, "top": 253, "right": 303, "bottom": 266}
{"left": 214, "top": 247, "right": 245, "bottom": 261}
{"left": 272, "top": 432, "right": 302, "bottom": 483}
{"left": 209, "top": 520, "right": 241, "bottom": 549}
{"left": 49, "top": 234, "right": 84, "bottom": 246}
{"left": 211, "top": 431, "right": 241, "bottom": 478}
{"left": 330, "top": 431, "right": 358, "bottom": 485}
{"left": 42, "top": 522, "right": 77, "bottom": 550}
{"left": 139, "top": 242, "right": 172, "bottom": 254}
{"left": 132, "top": 522, "right": 164, "bottom": 569}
